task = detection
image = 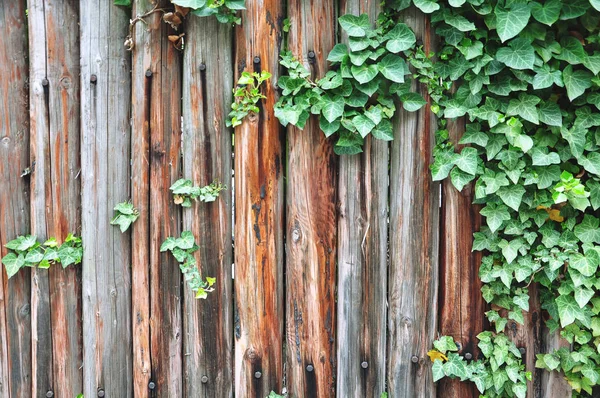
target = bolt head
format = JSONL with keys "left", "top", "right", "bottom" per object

{"left": 46, "top": 391, "right": 54, "bottom": 398}
{"left": 145, "top": 69, "right": 153, "bottom": 78}
{"left": 199, "top": 63, "right": 206, "bottom": 71}
{"left": 519, "top": 347, "right": 526, "bottom": 355}
{"left": 148, "top": 381, "right": 156, "bottom": 390}
{"left": 254, "top": 371, "right": 262, "bottom": 379}
{"left": 306, "top": 364, "right": 314, "bottom": 372}
{"left": 411, "top": 355, "right": 419, "bottom": 363}
{"left": 97, "top": 389, "right": 105, "bottom": 397}
{"left": 42, "top": 78, "right": 49, "bottom": 86}
{"left": 308, "top": 50, "right": 315, "bottom": 58}
{"left": 361, "top": 361, "right": 368, "bottom": 369}
{"left": 201, "top": 375, "right": 209, "bottom": 383}
{"left": 90, "top": 74, "right": 97, "bottom": 83}
{"left": 253, "top": 56, "right": 261, "bottom": 64}
{"left": 464, "top": 353, "right": 473, "bottom": 360}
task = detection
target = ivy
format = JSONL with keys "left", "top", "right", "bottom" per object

{"left": 110, "top": 201, "right": 140, "bottom": 232}
{"left": 274, "top": 5, "right": 426, "bottom": 155}
{"left": 170, "top": 0, "right": 245, "bottom": 25}
{"left": 227, "top": 71, "right": 272, "bottom": 127}
{"left": 160, "top": 231, "right": 215, "bottom": 299}
{"left": 414, "top": 0, "right": 600, "bottom": 396}
{"left": 169, "top": 179, "right": 226, "bottom": 207}
{"left": 1, "top": 234, "right": 83, "bottom": 278}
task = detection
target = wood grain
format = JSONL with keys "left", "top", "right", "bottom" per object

{"left": 181, "top": 14, "right": 234, "bottom": 398}
{"left": 335, "top": 1, "right": 389, "bottom": 397}
{"left": 438, "top": 117, "right": 485, "bottom": 398}
{"left": 132, "top": 1, "right": 183, "bottom": 396}
{"left": 234, "top": 1, "right": 285, "bottom": 396}
{"left": 28, "top": 0, "right": 82, "bottom": 396}
{"left": 0, "top": 1, "right": 31, "bottom": 396}
{"left": 540, "top": 327, "right": 571, "bottom": 398}
{"left": 80, "top": 1, "right": 132, "bottom": 397}
{"left": 285, "top": 1, "right": 337, "bottom": 397}
{"left": 387, "top": 8, "right": 440, "bottom": 398}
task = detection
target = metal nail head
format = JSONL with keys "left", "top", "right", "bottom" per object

{"left": 254, "top": 371, "right": 262, "bottom": 379}
{"left": 97, "top": 389, "right": 105, "bottom": 397}
{"left": 42, "top": 78, "right": 49, "bottom": 86}
{"left": 411, "top": 355, "right": 419, "bottom": 363}
{"left": 361, "top": 361, "right": 368, "bottom": 369}
{"left": 145, "top": 69, "right": 153, "bottom": 78}
{"left": 519, "top": 347, "right": 526, "bottom": 355}
{"left": 253, "top": 56, "right": 260, "bottom": 64}
{"left": 46, "top": 391, "right": 54, "bottom": 398}
{"left": 199, "top": 63, "right": 206, "bottom": 71}
{"left": 306, "top": 364, "right": 314, "bottom": 372}
{"left": 90, "top": 74, "right": 97, "bottom": 84}
{"left": 148, "top": 381, "right": 156, "bottom": 390}
{"left": 201, "top": 375, "right": 209, "bottom": 384}
{"left": 464, "top": 353, "right": 473, "bottom": 360}
{"left": 308, "top": 50, "right": 315, "bottom": 59}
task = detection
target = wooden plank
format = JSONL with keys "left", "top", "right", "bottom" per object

{"left": 437, "top": 118, "right": 484, "bottom": 398}
{"left": 233, "top": 1, "right": 285, "bottom": 395}
{"left": 181, "top": 15, "right": 233, "bottom": 398}
{"left": 285, "top": 1, "right": 337, "bottom": 397}
{"left": 335, "top": 1, "right": 389, "bottom": 397}
{"left": 80, "top": 1, "right": 132, "bottom": 397}
{"left": 131, "top": 1, "right": 183, "bottom": 396}
{"left": 540, "top": 328, "right": 571, "bottom": 398}
{"left": 387, "top": 8, "right": 439, "bottom": 398}
{"left": 28, "top": 0, "right": 82, "bottom": 396}
{"left": 0, "top": 1, "right": 32, "bottom": 397}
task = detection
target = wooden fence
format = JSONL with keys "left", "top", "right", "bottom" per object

{"left": 0, "top": 1, "right": 569, "bottom": 397}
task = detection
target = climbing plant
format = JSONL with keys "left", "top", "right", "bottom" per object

{"left": 274, "top": 5, "right": 426, "bottom": 154}
{"left": 169, "top": 178, "right": 226, "bottom": 207}
{"left": 416, "top": 0, "right": 600, "bottom": 397}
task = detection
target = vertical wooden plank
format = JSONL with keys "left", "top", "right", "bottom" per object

{"left": 285, "top": 1, "right": 337, "bottom": 397}
{"left": 0, "top": 1, "right": 31, "bottom": 397}
{"left": 437, "top": 118, "right": 484, "bottom": 398}
{"left": 540, "top": 328, "right": 571, "bottom": 398}
{"left": 234, "top": 1, "right": 284, "bottom": 396}
{"left": 335, "top": 1, "right": 389, "bottom": 397}
{"left": 131, "top": 1, "right": 182, "bottom": 396}
{"left": 80, "top": 1, "right": 132, "bottom": 397}
{"left": 28, "top": 0, "right": 82, "bottom": 396}
{"left": 387, "top": 8, "right": 439, "bottom": 398}
{"left": 181, "top": 15, "right": 234, "bottom": 398}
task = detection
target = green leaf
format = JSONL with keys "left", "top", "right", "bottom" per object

{"left": 57, "top": 245, "right": 80, "bottom": 267}
{"left": 433, "top": 335, "right": 458, "bottom": 353}
{"left": 495, "top": 3, "right": 531, "bottom": 42}
{"left": 2, "top": 253, "right": 24, "bottom": 278}
{"left": 570, "top": 252, "right": 599, "bottom": 277}
{"left": 17, "top": 235, "right": 37, "bottom": 252}
{"left": 432, "top": 360, "right": 445, "bottom": 382}
{"left": 507, "top": 94, "right": 540, "bottom": 124}
{"left": 413, "top": 0, "right": 440, "bottom": 13}
{"left": 327, "top": 44, "right": 349, "bottom": 63}
{"left": 400, "top": 92, "right": 427, "bottom": 112}
{"left": 454, "top": 147, "right": 478, "bottom": 175}
{"left": 496, "top": 39, "right": 535, "bottom": 70}
{"left": 556, "top": 294, "right": 585, "bottom": 327}
{"left": 445, "top": 14, "right": 476, "bottom": 32}
{"left": 531, "top": 148, "right": 560, "bottom": 166}
{"left": 350, "top": 64, "right": 379, "bottom": 84}
{"left": 497, "top": 185, "right": 526, "bottom": 211}
{"left": 384, "top": 23, "right": 416, "bottom": 53}
{"left": 556, "top": 37, "right": 586, "bottom": 65}
{"left": 450, "top": 167, "right": 475, "bottom": 191}
{"left": 538, "top": 101, "right": 562, "bottom": 127}
{"left": 321, "top": 95, "right": 345, "bottom": 123}
{"left": 177, "top": 231, "right": 196, "bottom": 250}
{"left": 575, "top": 287, "right": 595, "bottom": 308}
{"left": 160, "top": 237, "right": 178, "bottom": 252}
{"left": 512, "top": 383, "right": 527, "bottom": 398}
{"left": 371, "top": 119, "right": 394, "bottom": 141}
{"left": 575, "top": 216, "right": 600, "bottom": 244}
{"left": 114, "top": 201, "right": 135, "bottom": 215}
{"left": 499, "top": 238, "right": 523, "bottom": 264}
{"left": 114, "top": 0, "right": 132, "bottom": 6}
{"left": 530, "top": 0, "right": 561, "bottom": 25}
{"left": 480, "top": 203, "right": 511, "bottom": 233}
{"left": 563, "top": 65, "right": 593, "bottom": 101}
{"left": 377, "top": 54, "right": 406, "bottom": 83}
{"left": 171, "top": 0, "right": 206, "bottom": 8}
{"left": 338, "top": 14, "right": 371, "bottom": 37}
{"left": 352, "top": 115, "right": 376, "bottom": 138}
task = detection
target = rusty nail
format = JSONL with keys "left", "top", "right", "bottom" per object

{"left": 411, "top": 355, "right": 419, "bottom": 363}
{"left": 145, "top": 69, "right": 153, "bottom": 78}
{"left": 201, "top": 375, "right": 208, "bottom": 383}
{"left": 199, "top": 63, "right": 206, "bottom": 71}
{"left": 254, "top": 371, "right": 262, "bottom": 379}
{"left": 148, "top": 381, "right": 156, "bottom": 390}
{"left": 42, "top": 78, "right": 49, "bottom": 86}
{"left": 306, "top": 364, "right": 314, "bottom": 372}
{"left": 308, "top": 50, "right": 315, "bottom": 59}
{"left": 361, "top": 361, "right": 368, "bottom": 369}
{"left": 90, "top": 74, "right": 97, "bottom": 84}
{"left": 46, "top": 391, "right": 54, "bottom": 398}
{"left": 253, "top": 56, "right": 260, "bottom": 64}
{"left": 464, "top": 353, "right": 473, "bottom": 360}
{"left": 519, "top": 347, "right": 526, "bottom": 355}
{"left": 97, "top": 389, "right": 105, "bottom": 397}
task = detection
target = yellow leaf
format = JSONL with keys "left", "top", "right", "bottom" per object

{"left": 427, "top": 350, "right": 448, "bottom": 362}
{"left": 547, "top": 209, "right": 564, "bottom": 222}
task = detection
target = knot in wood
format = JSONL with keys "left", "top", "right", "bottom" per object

{"left": 1, "top": 136, "right": 10, "bottom": 146}
{"left": 291, "top": 227, "right": 301, "bottom": 243}
{"left": 19, "top": 303, "right": 30, "bottom": 316}
{"left": 110, "top": 288, "right": 117, "bottom": 297}
{"left": 59, "top": 76, "right": 73, "bottom": 89}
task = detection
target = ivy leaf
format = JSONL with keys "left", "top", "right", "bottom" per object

{"left": 431, "top": 150, "right": 457, "bottom": 180}
{"left": 377, "top": 54, "right": 406, "bottom": 83}
{"left": 496, "top": 39, "right": 535, "bottom": 70}
{"left": 497, "top": 185, "right": 526, "bottom": 211}
{"left": 400, "top": 92, "right": 427, "bottom": 112}
{"left": 499, "top": 238, "right": 524, "bottom": 264}
{"left": 445, "top": 14, "right": 476, "bottom": 32}
{"left": 593, "top": 0, "right": 600, "bottom": 11}
{"left": 563, "top": 65, "right": 593, "bottom": 101}
{"left": 507, "top": 94, "right": 540, "bottom": 124}
{"left": 327, "top": 44, "right": 349, "bottom": 63}
{"left": 556, "top": 294, "right": 585, "bottom": 327}
{"left": 352, "top": 115, "right": 376, "bottom": 138}
{"left": 57, "top": 245, "right": 80, "bottom": 267}
{"left": 495, "top": 4, "right": 531, "bottom": 43}
{"left": 561, "top": 125, "right": 586, "bottom": 158}
{"left": 575, "top": 215, "right": 600, "bottom": 244}
{"left": 350, "top": 64, "right": 379, "bottom": 84}
{"left": 433, "top": 335, "right": 458, "bottom": 353}
{"left": 538, "top": 101, "right": 562, "bottom": 127}
{"left": 532, "top": 65, "right": 563, "bottom": 90}
{"left": 556, "top": 37, "right": 586, "bottom": 65}
{"left": 17, "top": 235, "right": 37, "bottom": 252}
{"left": 480, "top": 203, "right": 511, "bottom": 233}
{"left": 450, "top": 167, "right": 475, "bottom": 191}
{"left": 580, "top": 153, "right": 600, "bottom": 176}
{"left": 531, "top": 148, "right": 560, "bottom": 166}
{"left": 384, "top": 23, "right": 416, "bottom": 53}
{"left": 512, "top": 383, "right": 527, "bottom": 398}
{"left": 569, "top": 252, "right": 599, "bottom": 277}
{"left": 371, "top": 119, "right": 394, "bottom": 141}
{"left": 432, "top": 360, "right": 445, "bottom": 382}
{"left": 413, "top": 0, "right": 440, "bottom": 13}
{"left": 530, "top": 0, "right": 561, "bottom": 25}
{"left": 319, "top": 118, "right": 341, "bottom": 137}
{"left": 177, "top": 231, "right": 196, "bottom": 250}
{"left": 2, "top": 253, "right": 24, "bottom": 278}
{"left": 338, "top": 14, "right": 371, "bottom": 37}
{"left": 575, "top": 287, "right": 595, "bottom": 308}
{"left": 321, "top": 95, "right": 345, "bottom": 123}
{"left": 454, "top": 147, "right": 478, "bottom": 175}
{"left": 171, "top": 0, "right": 207, "bottom": 8}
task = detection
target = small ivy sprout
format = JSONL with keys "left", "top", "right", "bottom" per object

{"left": 552, "top": 171, "right": 591, "bottom": 212}
{"left": 227, "top": 70, "right": 272, "bottom": 127}
{"left": 110, "top": 201, "right": 140, "bottom": 233}
{"left": 1, "top": 234, "right": 83, "bottom": 278}
{"left": 169, "top": 179, "right": 226, "bottom": 207}
{"left": 282, "top": 18, "right": 291, "bottom": 33}
{"left": 160, "top": 231, "right": 216, "bottom": 299}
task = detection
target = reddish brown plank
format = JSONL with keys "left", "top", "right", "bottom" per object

{"left": 438, "top": 118, "right": 485, "bottom": 398}
{"left": 181, "top": 14, "right": 234, "bottom": 398}
{"left": 285, "top": 1, "right": 337, "bottom": 397}
{"left": 234, "top": 1, "right": 285, "bottom": 396}
{"left": 131, "top": 1, "right": 183, "bottom": 396}
{"left": 28, "top": 0, "right": 82, "bottom": 396}
{"left": 0, "top": 1, "right": 32, "bottom": 397}
{"left": 80, "top": 1, "right": 133, "bottom": 397}
{"left": 387, "top": 8, "right": 440, "bottom": 398}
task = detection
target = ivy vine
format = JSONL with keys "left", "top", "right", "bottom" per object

{"left": 169, "top": 178, "right": 226, "bottom": 207}
{"left": 412, "top": 0, "right": 600, "bottom": 396}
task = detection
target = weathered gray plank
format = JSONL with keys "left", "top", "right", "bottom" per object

{"left": 541, "top": 328, "right": 571, "bottom": 398}
{"left": 233, "top": 1, "right": 285, "bottom": 395}
{"left": 387, "top": 8, "right": 439, "bottom": 398}
{"left": 28, "top": 0, "right": 82, "bottom": 396}
{"left": 0, "top": 1, "right": 32, "bottom": 397}
{"left": 80, "top": 1, "right": 132, "bottom": 397}
{"left": 181, "top": 14, "right": 233, "bottom": 398}
{"left": 336, "top": 1, "right": 389, "bottom": 397}
{"left": 285, "top": 1, "right": 337, "bottom": 396}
